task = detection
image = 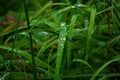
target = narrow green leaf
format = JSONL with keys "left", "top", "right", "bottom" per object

{"left": 98, "top": 73, "right": 120, "bottom": 80}
{"left": 72, "top": 59, "right": 93, "bottom": 71}
{"left": 68, "top": 14, "right": 78, "bottom": 39}
{"left": 55, "top": 6, "right": 72, "bottom": 16}
{"left": 30, "top": 1, "right": 52, "bottom": 21}
{"left": 55, "top": 22, "right": 67, "bottom": 76}
{"left": 55, "top": 4, "right": 89, "bottom": 16}
{"left": 87, "top": 8, "right": 96, "bottom": 41}
{"left": 67, "top": 14, "right": 78, "bottom": 69}
{"left": 90, "top": 58, "right": 120, "bottom": 80}
{"left": 86, "top": 8, "right": 96, "bottom": 60}
{"left": 43, "top": 20, "right": 59, "bottom": 30}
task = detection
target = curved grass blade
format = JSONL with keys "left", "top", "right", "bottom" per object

{"left": 87, "top": 8, "right": 96, "bottom": 40}
{"left": 90, "top": 58, "right": 120, "bottom": 80}
{"left": 55, "top": 4, "right": 88, "bottom": 16}
{"left": 0, "top": 45, "right": 54, "bottom": 71}
{"left": 98, "top": 73, "right": 120, "bottom": 80}
{"left": 41, "top": 20, "right": 59, "bottom": 30}
{"left": 55, "top": 22, "right": 67, "bottom": 76}
{"left": 30, "top": 1, "right": 52, "bottom": 21}
{"left": 72, "top": 59, "right": 93, "bottom": 72}
{"left": 68, "top": 14, "right": 78, "bottom": 39}
{"left": 107, "top": 35, "right": 120, "bottom": 49}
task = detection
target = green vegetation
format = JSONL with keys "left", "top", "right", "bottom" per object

{"left": 0, "top": 0, "right": 120, "bottom": 80}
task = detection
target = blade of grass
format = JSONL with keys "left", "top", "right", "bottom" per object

{"left": 98, "top": 73, "right": 120, "bottom": 80}
{"left": 112, "top": 9, "right": 120, "bottom": 31}
{"left": 85, "top": 8, "right": 96, "bottom": 61}
{"left": 72, "top": 59, "right": 93, "bottom": 71}
{"left": 55, "top": 6, "right": 73, "bottom": 16}
{"left": 55, "top": 4, "right": 88, "bottom": 16}
{"left": 42, "top": 19, "right": 59, "bottom": 30}
{"left": 67, "top": 14, "right": 78, "bottom": 69}
{"left": 55, "top": 22, "right": 67, "bottom": 76}
{"left": 23, "top": 0, "right": 37, "bottom": 79}
{"left": 30, "top": 1, "right": 52, "bottom": 21}
{"left": 68, "top": 14, "right": 78, "bottom": 39}
{"left": 90, "top": 58, "right": 120, "bottom": 80}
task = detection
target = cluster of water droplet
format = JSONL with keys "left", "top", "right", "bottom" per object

{"left": 58, "top": 22, "right": 68, "bottom": 48}
{"left": 72, "top": 4, "right": 85, "bottom": 9}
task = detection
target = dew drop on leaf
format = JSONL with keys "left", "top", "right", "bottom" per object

{"left": 61, "top": 22, "right": 65, "bottom": 27}
{"left": 72, "top": 6, "right": 75, "bottom": 8}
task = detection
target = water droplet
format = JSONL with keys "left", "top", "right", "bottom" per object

{"left": 72, "top": 6, "right": 75, "bottom": 8}
{"left": 77, "top": 4, "right": 81, "bottom": 7}
{"left": 84, "top": 19, "right": 89, "bottom": 28}
{"left": 20, "top": 32, "right": 27, "bottom": 35}
{"left": 61, "top": 22, "right": 65, "bottom": 27}
{"left": 60, "top": 37, "right": 66, "bottom": 41}
{"left": 62, "top": 38, "right": 66, "bottom": 41}
{"left": 75, "top": 28, "right": 80, "bottom": 31}
{"left": 41, "top": 32, "right": 48, "bottom": 35}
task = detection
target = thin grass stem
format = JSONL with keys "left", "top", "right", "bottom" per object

{"left": 22, "top": 0, "right": 37, "bottom": 80}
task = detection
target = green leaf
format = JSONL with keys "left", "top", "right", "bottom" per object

{"left": 98, "top": 73, "right": 120, "bottom": 80}
{"left": 55, "top": 22, "right": 67, "bottom": 76}
{"left": 67, "top": 14, "right": 78, "bottom": 69}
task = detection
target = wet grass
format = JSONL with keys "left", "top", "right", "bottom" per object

{"left": 0, "top": 0, "right": 120, "bottom": 80}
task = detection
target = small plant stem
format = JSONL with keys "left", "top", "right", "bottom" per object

{"left": 22, "top": 0, "right": 37, "bottom": 80}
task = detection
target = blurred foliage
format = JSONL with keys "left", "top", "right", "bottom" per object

{"left": 0, "top": 0, "right": 120, "bottom": 80}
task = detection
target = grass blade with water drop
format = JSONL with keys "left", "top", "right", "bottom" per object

{"left": 55, "top": 22, "right": 67, "bottom": 76}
